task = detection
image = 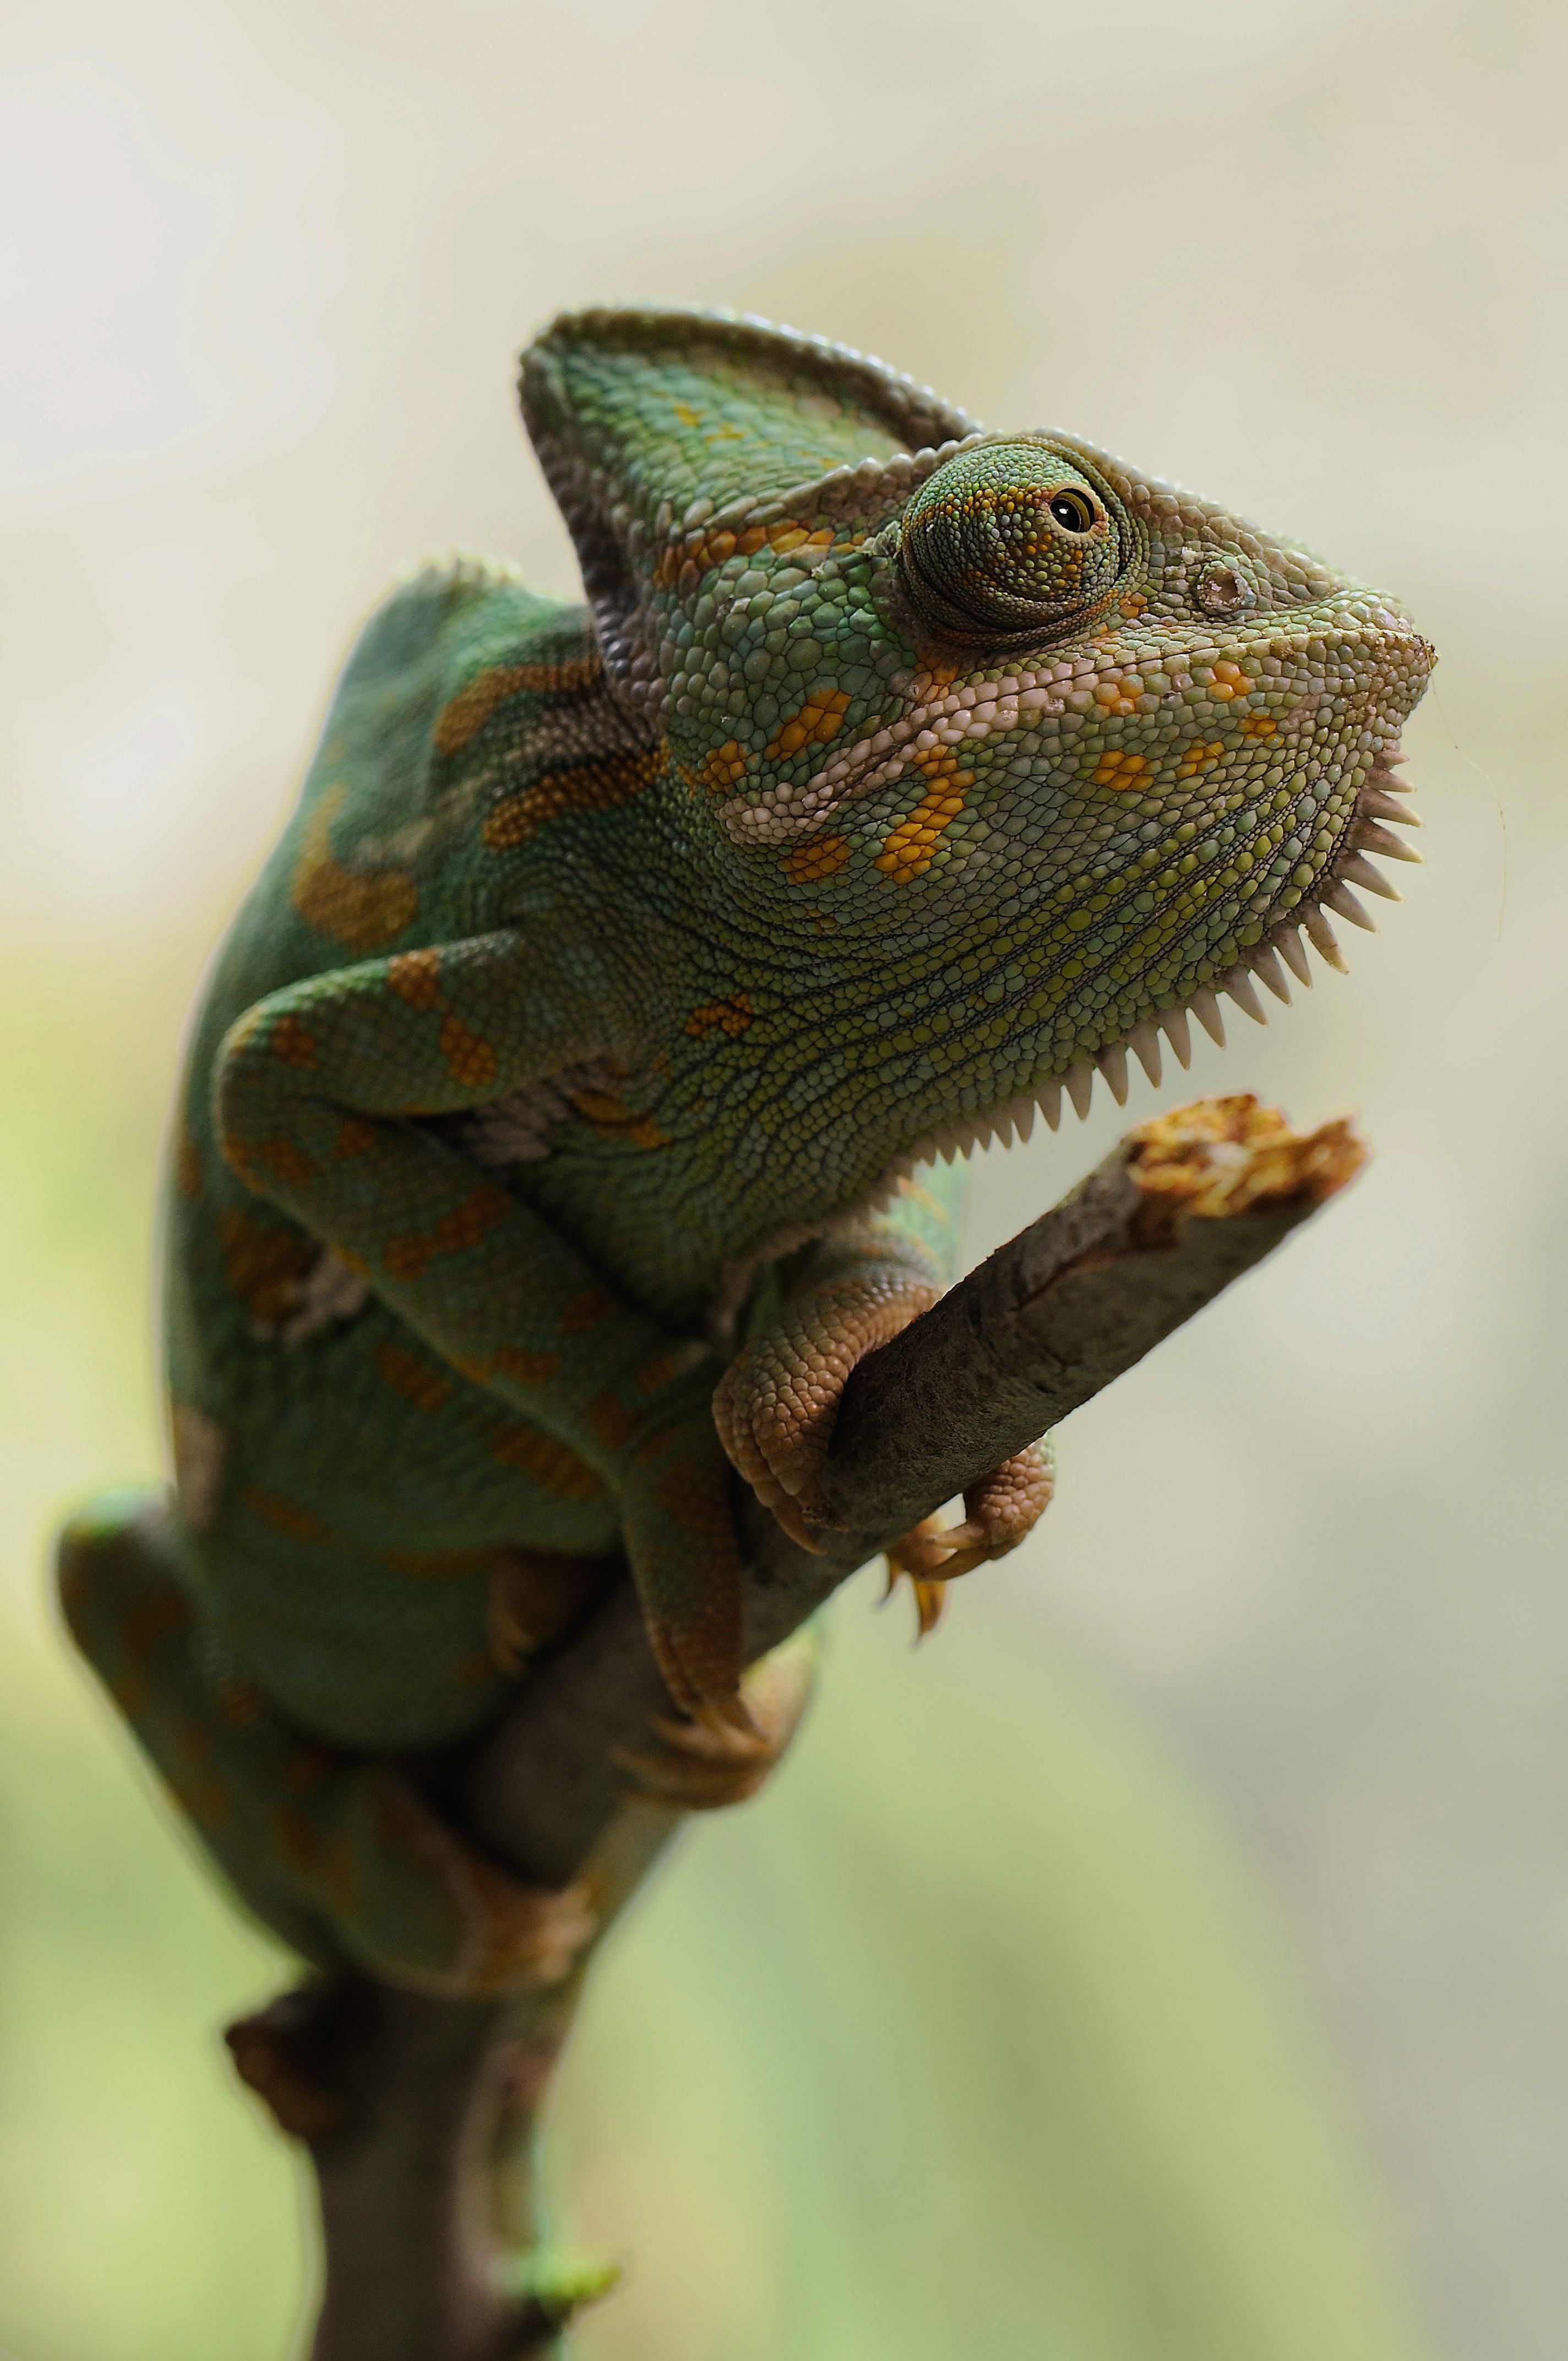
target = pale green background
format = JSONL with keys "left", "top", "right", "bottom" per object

{"left": 2, "top": 0, "right": 1564, "bottom": 2354}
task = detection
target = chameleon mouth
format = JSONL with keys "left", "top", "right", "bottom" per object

{"left": 870, "top": 746, "right": 1423, "bottom": 1180}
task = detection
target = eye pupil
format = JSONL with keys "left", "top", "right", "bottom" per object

{"left": 1049, "top": 490, "right": 1096, "bottom": 534}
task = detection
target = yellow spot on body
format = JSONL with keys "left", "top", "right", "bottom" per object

{"left": 685, "top": 992, "right": 754, "bottom": 1040}
{"left": 373, "top": 1339, "right": 455, "bottom": 1415}
{"left": 1093, "top": 673, "right": 1140, "bottom": 717}
{"left": 482, "top": 747, "right": 662, "bottom": 851}
{"left": 700, "top": 741, "right": 750, "bottom": 794}
{"left": 875, "top": 750, "right": 972, "bottom": 884}
{"left": 1207, "top": 661, "right": 1253, "bottom": 703}
{"left": 1240, "top": 714, "right": 1277, "bottom": 739}
{"left": 291, "top": 786, "right": 420, "bottom": 954}
{"left": 783, "top": 835, "right": 851, "bottom": 885}
{"left": 1175, "top": 738, "right": 1226, "bottom": 779}
{"left": 1120, "top": 591, "right": 1149, "bottom": 619}
{"left": 1093, "top": 750, "right": 1148, "bottom": 790}
{"left": 433, "top": 656, "right": 602, "bottom": 758}
{"left": 766, "top": 690, "right": 852, "bottom": 760}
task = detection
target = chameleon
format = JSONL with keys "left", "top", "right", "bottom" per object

{"left": 56, "top": 305, "right": 1431, "bottom": 2001}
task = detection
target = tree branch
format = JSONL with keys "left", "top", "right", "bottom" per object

{"left": 227, "top": 1096, "right": 1365, "bottom": 2360}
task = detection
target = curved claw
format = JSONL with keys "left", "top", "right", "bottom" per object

{"left": 613, "top": 1631, "right": 816, "bottom": 1809}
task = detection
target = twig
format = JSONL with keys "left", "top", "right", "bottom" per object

{"left": 227, "top": 1097, "right": 1365, "bottom": 2360}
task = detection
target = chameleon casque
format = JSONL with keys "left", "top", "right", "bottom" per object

{"left": 58, "top": 307, "right": 1431, "bottom": 2000}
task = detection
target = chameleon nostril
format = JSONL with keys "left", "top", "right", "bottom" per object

{"left": 1196, "top": 561, "right": 1252, "bottom": 614}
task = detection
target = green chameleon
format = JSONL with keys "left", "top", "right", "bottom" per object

{"left": 57, "top": 306, "right": 1430, "bottom": 2000}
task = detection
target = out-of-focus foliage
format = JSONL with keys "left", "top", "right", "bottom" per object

{"left": 4, "top": 0, "right": 1567, "bottom": 2353}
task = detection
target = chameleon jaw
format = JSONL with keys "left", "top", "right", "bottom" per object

{"left": 848, "top": 748, "right": 1423, "bottom": 1193}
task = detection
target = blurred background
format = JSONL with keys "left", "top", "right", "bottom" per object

{"left": 3, "top": 0, "right": 1565, "bottom": 2353}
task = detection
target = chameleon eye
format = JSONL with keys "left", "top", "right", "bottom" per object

{"left": 1048, "top": 488, "right": 1096, "bottom": 534}
{"left": 897, "top": 442, "right": 1124, "bottom": 644}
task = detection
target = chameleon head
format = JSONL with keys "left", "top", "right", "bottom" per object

{"left": 522, "top": 308, "right": 1432, "bottom": 1195}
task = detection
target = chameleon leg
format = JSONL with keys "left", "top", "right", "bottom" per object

{"left": 616, "top": 1389, "right": 753, "bottom": 1730}
{"left": 612, "top": 1626, "right": 818, "bottom": 1810}
{"left": 55, "top": 1491, "right": 595, "bottom": 1998}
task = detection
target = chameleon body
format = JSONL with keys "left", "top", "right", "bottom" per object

{"left": 58, "top": 308, "right": 1431, "bottom": 1996}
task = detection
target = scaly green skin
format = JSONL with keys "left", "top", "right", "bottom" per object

{"left": 57, "top": 308, "right": 1431, "bottom": 1998}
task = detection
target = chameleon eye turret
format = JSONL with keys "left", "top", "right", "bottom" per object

{"left": 896, "top": 439, "right": 1128, "bottom": 645}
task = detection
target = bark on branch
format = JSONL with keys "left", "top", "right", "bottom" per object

{"left": 229, "top": 1096, "right": 1366, "bottom": 2360}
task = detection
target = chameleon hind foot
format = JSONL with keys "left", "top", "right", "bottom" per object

{"left": 883, "top": 1438, "right": 1057, "bottom": 1638}
{"left": 57, "top": 1493, "right": 597, "bottom": 1998}
{"left": 612, "top": 1628, "right": 816, "bottom": 1810}
{"left": 886, "top": 1438, "right": 1057, "bottom": 1585}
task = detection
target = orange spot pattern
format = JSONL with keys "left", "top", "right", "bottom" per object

{"left": 291, "top": 786, "right": 420, "bottom": 954}
{"left": 1175, "top": 738, "right": 1226, "bottom": 780}
{"left": 482, "top": 747, "right": 663, "bottom": 851}
{"left": 783, "top": 835, "right": 850, "bottom": 885}
{"left": 700, "top": 741, "right": 750, "bottom": 795}
{"left": 219, "top": 1209, "right": 316, "bottom": 1324}
{"left": 765, "top": 690, "right": 851, "bottom": 760}
{"left": 1240, "top": 714, "right": 1277, "bottom": 739}
{"left": 492, "top": 1342, "right": 563, "bottom": 1388}
{"left": 255, "top": 1139, "right": 319, "bottom": 1189}
{"left": 373, "top": 1339, "right": 455, "bottom": 1415}
{"left": 381, "top": 1546, "right": 497, "bottom": 1581}
{"left": 438, "top": 1011, "right": 498, "bottom": 1089}
{"left": 567, "top": 1086, "right": 668, "bottom": 1151}
{"left": 589, "top": 1395, "right": 638, "bottom": 1451}
{"left": 176, "top": 1124, "right": 203, "bottom": 1203}
{"left": 684, "top": 992, "right": 754, "bottom": 1041}
{"left": 559, "top": 1288, "right": 614, "bottom": 1334}
{"left": 333, "top": 1116, "right": 380, "bottom": 1160}
{"left": 382, "top": 1182, "right": 513, "bottom": 1283}
{"left": 652, "top": 519, "right": 834, "bottom": 589}
{"left": 241, "top": 1486, "right": 334, "bottom": 1546}
{"left": 433, "top": 655, "right": 602, "bottom": 759}
{"left": 1093, "top": 672, "right": 1142, "bottom": 719}
{"left": 268, "top": 1014, "right": 319, "bottom": 1069}
{"left": 488, "top": 1422, "right": 606, "bottom": 1500}
{"left": 1206, "top": 661, "right": 1253, "bottom": 703}
{"left": 386, "top": 948, "right": 443, "bottom": 1010}
{"left": 875, "top": 750, "right": 972, "bottom": 884}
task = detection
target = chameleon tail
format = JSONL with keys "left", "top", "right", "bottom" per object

{"left": 55, "top": 1492, "right": 594, "bottom": 1998}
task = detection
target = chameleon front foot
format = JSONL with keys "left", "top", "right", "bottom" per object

{"left": 612, "top": 1629, "right": 816, "bottom": 1810}
{"left": 712, "top": 1271, "right": 941, "bottom": 1549}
